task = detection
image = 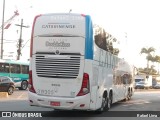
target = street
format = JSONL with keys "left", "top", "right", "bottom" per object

{"left": 0, "top": 89, "right": 160, "bottom": 118}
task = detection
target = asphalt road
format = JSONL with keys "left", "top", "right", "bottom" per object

{"left": 0, "top": 89, "right": 160, "bottom": 120}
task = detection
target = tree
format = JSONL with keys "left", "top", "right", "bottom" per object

{"left": 113, "top": 48, "right": 119, "bottom": 56}
{"left": 94, "top": 27, "right": 107, "bottom": 51}
{"left": 140, "top": 47, "right": 155, "bottom": 74}
{"left": 154, "top": 55, "right": 160, "bottom": 74}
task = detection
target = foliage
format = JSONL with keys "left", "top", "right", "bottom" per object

{"left": 139, "top": 46, "right": 160, "bottom": 75}
{"left": 140, "top": 47, "right": 155, "bottom": 55}
{"left": 138, "top": 67, "right": 157, "bottom": 75}
{"left": 140, "top": 47, "right": 155, "bottom": 70}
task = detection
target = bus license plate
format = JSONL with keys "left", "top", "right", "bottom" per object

{"left": 50, "top": 101, "right": 60, "bottom": 106}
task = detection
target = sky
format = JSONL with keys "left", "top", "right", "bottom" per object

{"left": 0, "top": 0, "right": 160, "bottom": 68}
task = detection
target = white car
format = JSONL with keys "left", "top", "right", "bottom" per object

{"left": 153, "top": 84, "right": 160, "bottom": 89}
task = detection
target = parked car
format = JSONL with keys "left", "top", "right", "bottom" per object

{"left": 152, "top": 78, "right": 157, "bottom": 87}
{"left": 153, "top": 84, "right": 160, "bottom": 89}
{"left": 135, "top": 81, "right": 145, "bottom": 89}
{"left": 0, "top": 76, "right": 15, "bottom": 95}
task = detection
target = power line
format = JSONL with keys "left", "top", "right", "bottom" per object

{"left": 0, "top": 39, "right": 17, "bottom": 44}
{"left": 0, "top": 42, "right": 17, "bottom": 44}
{"left": 21, "top": 38, "right": 30, "bottom": 49}
{"left": 0, "top": 39, "right": 17, "bottom": 41}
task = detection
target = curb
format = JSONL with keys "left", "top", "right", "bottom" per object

{"left": 135, "top": 89, "right": 160, "bottom": 92}
{"left": 0, "top": 92, "right": 8, "bottom": 98}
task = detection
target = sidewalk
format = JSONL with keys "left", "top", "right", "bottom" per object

{"left": 135, "top": 89, "right": 160, "bottom": 92}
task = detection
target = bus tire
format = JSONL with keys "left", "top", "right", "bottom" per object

{"left": 96, "top": 97, "right": 107, "bottom": 114}
{"left": 128, "top": 90, "right": 132, "bottom": 100}
{"left": 126, "top": 90, "right": 131, "bottom": 100}
{"left": 19, "top": 81, "right": 28, "bottom": 90}
{"left": 107, "top": 93, "right": 112, "bottom": 110}
{"left": 96, "top": 91, "right": 109, "bottom": 114}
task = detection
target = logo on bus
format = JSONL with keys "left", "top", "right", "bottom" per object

{"left": 46, "top": 41, "right": 70, "bottom": 47}
{"left": 42, "top": 24, "right": 75, "bottom": 29}
{"left": 55, "top": 50, "right": 60, "bottom": 55}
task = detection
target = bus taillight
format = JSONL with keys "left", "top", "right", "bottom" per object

{"left": 77, "top": 73, "right": 90, "bottom": 96}
{"left": 28, "top": 70, "right": 36, "bottom": 93}
{"left": 81, "top": 14, "right": 86, "bottom": 17}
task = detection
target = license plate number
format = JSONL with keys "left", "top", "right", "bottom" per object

{"left": 50, "top": 101, "right": 60, "bottom": 106}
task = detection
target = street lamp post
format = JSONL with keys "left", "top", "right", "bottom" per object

{"left": 1, "top": 0, "right": 5, "bottom": 59}
{"left": 15, "top": 19, "right": 29, "bottom": 60}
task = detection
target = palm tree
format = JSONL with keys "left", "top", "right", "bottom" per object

{"left": 140, "top": 47, "right": 155, "bottom": 73}
{"left": 149, "top": 55, "right": 157, "bottom": 74}
{"left": 149, "top": 55, "right": 156, "bottom": 65}
{"left": 154, "top": 55, "right": 160, "bottom": 74}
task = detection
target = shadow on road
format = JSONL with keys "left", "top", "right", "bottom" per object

{"left": 41, "top": 102, "right": 125, "bottom": 117}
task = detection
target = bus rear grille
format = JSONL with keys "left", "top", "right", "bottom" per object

{"left": 35, "top": 54, "right": 81, "bottom": 78}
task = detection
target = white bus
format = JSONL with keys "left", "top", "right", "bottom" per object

{"left": 28, "top": 13, "right": 136, "bottom": 112}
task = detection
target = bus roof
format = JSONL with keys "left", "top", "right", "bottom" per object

{"left": 40, "top": 13, "right": 89, "bottom": 16}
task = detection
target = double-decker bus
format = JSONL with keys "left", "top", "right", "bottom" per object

{"left": 0, "top": 59, "right": 29, "bottom": 90}
{"left": 28, "top": 13, "right": 136, "bottom": 112}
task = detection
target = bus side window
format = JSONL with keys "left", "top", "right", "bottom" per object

{"left": 94, "top": 27, "right": 107, "bottom": 51}
{"left": 0, "top": 63, "right": 3, "bottom": 72}
{"left": 22, "top": 65, "right": 29, "bottom": 74}
{"left": 128, "top": 74, "right": 132, "bottom": 84}
{"left": 10, "top": 64, "right": 20, "bottom": 73}
{"left": 122, "top": 74, "right": 129, "bottom": 84}
{"left": 0, "top": 63, "right": 9, "bottom": 73}
{"left": 4, "top": 63, "right": 9, "bottom": 73}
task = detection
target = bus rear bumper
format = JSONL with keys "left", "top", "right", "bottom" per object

{"left": 28, "top": 91, "right": 91, "bottom": 110}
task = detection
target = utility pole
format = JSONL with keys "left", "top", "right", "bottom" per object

{"left": 1, "top": 0, "right": 5, "bottom": 59}
{"left": 15, "top": 19, "right": 29, "bottom": 60}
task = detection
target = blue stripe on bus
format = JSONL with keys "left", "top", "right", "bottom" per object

{"left": 12, "top": 78, "right": 28, "bottom": 83}
{"left": 85, "top": 15, "right": 93, "bottom": 60}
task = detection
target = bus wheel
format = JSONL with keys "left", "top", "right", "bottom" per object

{"left": 107, "top": 95, "right": 112, "bottom": 110}
{"left": 127, "top": 91, "right": 131, "bottom": 100}
{"left": 19, "top": 81, "right": 28, "bottom": 90}
{"left": 96, "top": 97, "right": 108, "bottom": 113}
